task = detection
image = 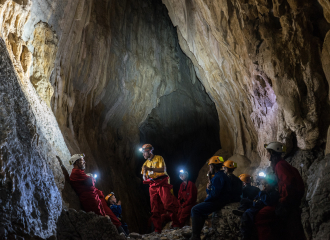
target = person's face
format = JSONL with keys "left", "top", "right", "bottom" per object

{"left": 262, "top": 180, "right": 272, "bottom": 192}
{"left": 223, "top": 167, "right": 229, "bottom": 174}
{"left": 110, "top": 195, "right": 117, "bottom": 203}
{"left": 143, "top": 150, "right": 152, "bottom": 159}
{"left": 76, "top": 158, "right": 86, "bottom": 169}
{"left": 180, "top": 173, "right": 188, "bottom": 181}
{"left": 242, "top": 181, "right": 247, "bottom": 187}
{"left": 209, "top": 164, "right": 215, "bottom": 174}
{"left": 266, "top": 150, "right": 271, "bottom": 160}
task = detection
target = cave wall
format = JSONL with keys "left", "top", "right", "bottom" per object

{"left": 10, "top": 0, "right": 217, "bottom": 233}
{"left": 162, "top": 0, "right": 330, "bottom": 167}
{"left": 0, "top": 36, "right": 65, "bottom": 239}
{"left": 161, "top": 0, "right": 330, "bottom": 238}
{"left": 2, "top": 0, "right": 330, "bottom": 238}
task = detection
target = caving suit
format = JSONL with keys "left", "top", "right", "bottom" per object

{"left": 227, "top": 173, "right": 243, "bottom": 203}
{"left": 69, "top": 169, "right": 122, "bottom": 227}
{"left": 191, "top": 170, "right": 231, "bottom": 236}
{"left": 255, "top": 159, "right": 305, "bottom": 240}
{"left": 238, "top": 183, "right": 260, "bottom": 211}
{"left": 70, "top": 168, "right": 106, "bottom": 216}
{"left": 142, "top": 155, "right": 180, "bottom": 232}
{"left": 177, "top": 180, "right": 197, "bottom": 227}
{"left": 241, "top": 189, "right": 280, "bottom": 239}
{"left": 110, "top": 204, "right": 129, "bottom": 234}
{"left": 97, "top": 190, "right": 122, "bottom": 228}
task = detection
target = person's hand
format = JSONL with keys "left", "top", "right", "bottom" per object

{"left": 143, "top": 165, "right": 150, "bottom": 172}
{"left": 207, "top": 183, "right": 211, "bottom": 189}
{"left": 105, "top": 215, "right": 110, "bottom": 219}
{"left": 117, "top": 200, "right": 121, "bottom": 205}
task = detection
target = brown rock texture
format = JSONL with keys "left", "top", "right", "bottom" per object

{"left": 30, "top": 22, "right": 58, "bottom": 107}
{"left": 1, "top": 0, "right": 330, "bottom": 239}
{"left": 162, "top": 0, "right": 330, "bottom": 167}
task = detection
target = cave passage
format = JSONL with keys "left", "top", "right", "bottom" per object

{"left": 139, "top": 61, "right": 220, "bottom": 195}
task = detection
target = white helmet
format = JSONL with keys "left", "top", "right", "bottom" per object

{"left": 69, "top": 153, "right": 85, "bottom": 165}
{"left": 264, "top": 142, "right": 286, "bottom": 153}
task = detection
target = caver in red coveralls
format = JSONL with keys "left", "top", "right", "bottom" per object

{"left": 255, "top": 159, "right": 305, "bottom": 240}
{"left": 161, "top": 195, "right": 180, "bottom": 226}
{"left": 70, "top": 168, "right": 121, "bottom": 227}
{"left": 144, "top": 176, "right": 181, "bottom": 232}
{"left": 177, "top": 180, "right": 197, "bottom": 227}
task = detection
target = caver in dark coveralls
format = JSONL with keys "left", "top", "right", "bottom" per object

{"left": 177, "top": 180, "right": 197, "bottom": 227}
{"left": 191, "top": 170, "right": 231, "bottom": 235}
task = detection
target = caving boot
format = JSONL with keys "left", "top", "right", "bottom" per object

{"left": 117, "top": 226, "right": 128, "bottom": 237}
{"left": 232, "top": 209, "right": 245, "bottom": 216}
{"left": 189, "top": 217, "right": 204, "bottom": 240}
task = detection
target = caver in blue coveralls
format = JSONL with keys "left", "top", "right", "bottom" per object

{"left": 191, "top": 170, "right": 231, "bottom": 236}
{"left": 110, "top": 204, "right": 129, "bottom": 235}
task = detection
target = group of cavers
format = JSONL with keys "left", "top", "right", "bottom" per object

{"left": 68, "top": 141, "right": 306, "bottom": 240}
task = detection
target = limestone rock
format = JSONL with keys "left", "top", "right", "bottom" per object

{"left": 0, "top": 37, "right": 61, "bottom": 239}
{"left": 30, "top": 22, "right": 58, "bottom": 107}
{"left": 57, "top": 209, "right": 125, "bottom": 240}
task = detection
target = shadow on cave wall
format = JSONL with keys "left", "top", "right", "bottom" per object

{"left": 139, "top": 60, "right": 220, "bottom": 195}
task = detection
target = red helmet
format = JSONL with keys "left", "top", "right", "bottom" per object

{"left": 141, "top": 144, "right": 154, "bottom": 152}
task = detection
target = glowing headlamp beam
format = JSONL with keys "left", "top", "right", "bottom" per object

{"left": 258, "top": 172, "right": 266, "bottom": 177}
{"left": 139, "top": 148, "right": 143, "bottom": 152}
{"left": 94, "top": 174, "right": 97, "bottom": 178}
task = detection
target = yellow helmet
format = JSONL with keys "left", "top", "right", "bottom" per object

{"left": 239, "top": 174, "right": 251, "bottom": 183}
{"left": 208, "top": 156, "right": 224, "bottom": 165}
{"left": 105, "top": 192, "right": 115, "bottom": 202}
{"left": 223, "top": 160, "right": 238, "bottom": 169}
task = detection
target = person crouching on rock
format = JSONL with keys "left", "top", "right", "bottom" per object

{"left": 105, "top": 192, "right": 129, "bottom": 235}
{"left": 69, "top": 154, "right": 127, "bottom": 236}
{"left": 223, "top": 160, "right": 242, "bottom": 203}
{"left": 177, "top": 170, "right": 197, "bottom": 228}
{"left": 237, "top": 174, "right": 279, "bottom": 240}
{"left": 140, "top": 144, "right": 180, "bottom": 233}
{"left": 232, "top": 174, "right": 260, "bottom": 215}
{"left": 189, "top": 156, "right": 231, "bottom": 240}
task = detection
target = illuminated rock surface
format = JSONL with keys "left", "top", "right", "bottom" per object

{"left": 0, "top": 0, "right": 330, "bottom": 239}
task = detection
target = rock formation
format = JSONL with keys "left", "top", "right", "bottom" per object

{"left": 1, "top": 0, "right": 330, "bottom": 239}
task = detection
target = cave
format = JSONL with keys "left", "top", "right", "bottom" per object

{"left": 1, "top": 0, "right": 330, "bottom": 239}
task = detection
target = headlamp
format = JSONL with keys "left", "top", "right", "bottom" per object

{"left": 94, "top": 174, "right": 97, "bottom": 178}
{"left": 139, "top": 148, "right": 143, "bottom": 152}
{"left": 259, "top": 172, "right": 266, "bottom": 177}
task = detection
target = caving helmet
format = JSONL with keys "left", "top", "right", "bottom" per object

{"left": 105, "top": 192, "right": 115, "bottom": 202}
{"left": 264, "top": 142, "right": 286, "bottom": 153}
{"left": 140, "top": 144, "right": 154, "bottom": 153}
{"left": 223, "top": 160, "right": 238, "bottom": 169}
{"left": 69, "top": 153, "right": 85, "bottom": 165}
{"left": 208, "top": 156, "right": 224, "bottom": 165}
{"left": 239, "top": 174, "right": 252, "bottom": 183}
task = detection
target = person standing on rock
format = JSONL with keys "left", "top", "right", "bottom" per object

{"left": 254, "top": 142, "right": 305, "bottom": 240}
{"left": 223, "top": 160, "right": 242, "bottom": 203}
{"left": 177, "top": 170, "right": 197, "bottom": 228}
{"left": 69, "top": 154, "right": 126, "bottom": 236}
{"left": 189, "top": 156, "right": 231, "bottom": 240}
{"left": 140, "top": 144, "right": 180, "bottom": 233}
